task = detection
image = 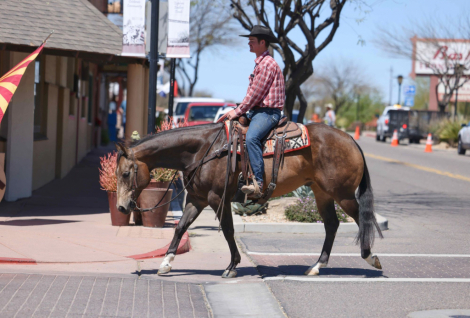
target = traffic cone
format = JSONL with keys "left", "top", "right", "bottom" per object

{"left": 424, "top": 133, "right": 433, "bottom": 153}
{"left": 391, "top": 130, "right": 399, "bottom": 147}
{"left": 354, "top": 126, "right": 360, "bottom": 140}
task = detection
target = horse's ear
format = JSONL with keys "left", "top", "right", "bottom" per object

{"left": 115, "top": 143, "right": 129, "bottom": 157}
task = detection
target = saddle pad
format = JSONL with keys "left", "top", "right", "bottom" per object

{"left": 224, "top": 121, "right": 310, "bottom": 157}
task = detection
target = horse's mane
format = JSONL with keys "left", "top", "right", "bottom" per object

{"left": 126, "top": 123, "right": 223, "bottom": 149}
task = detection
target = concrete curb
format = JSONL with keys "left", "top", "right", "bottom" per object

{"left": 234, "top": 213, "right": 388, "bottom": 234}
{"left": 126, "top": 231, "right": 191, "bottom": 260}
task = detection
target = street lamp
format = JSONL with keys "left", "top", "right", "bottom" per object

{"left": 397, "top": 75, "right": 403, "bottom": 105}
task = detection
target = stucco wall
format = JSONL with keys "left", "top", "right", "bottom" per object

{"left": 33, "top": 84, "right": 58, "bottom": 190}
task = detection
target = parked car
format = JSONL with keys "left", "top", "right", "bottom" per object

{"left": 458, "top": 121, "right": 470, "bottom": 155}
{"left": 184, "top": 102, "right": 236, "bottom": 126}
{"left": 376, "top": 105, "right": 410, "bottom": 142}
{"left": 213, "top": 105, "right": 236, "bottom": 123}
{"left": 172, "top": 97, "right": 224, "bottom": 123}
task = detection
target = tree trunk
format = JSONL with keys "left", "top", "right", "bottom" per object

{"left": 296, "top": 86, "right": 308, "bottom": 124}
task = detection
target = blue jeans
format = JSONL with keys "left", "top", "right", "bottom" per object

{"left": 246, "top": 108, "right": 282, "bottom": 185}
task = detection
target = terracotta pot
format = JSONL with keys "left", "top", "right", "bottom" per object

{"left": 107, "top": 192, "right": 130, "bottom": 226}
{"left": 138, "top": 188, "right": 173, "bottom": 228}
{"left": 132, "top": 180, "right": 171, "bottom": 225}
{"left": 147, "top": 180, "right": 171, "bottom": 189}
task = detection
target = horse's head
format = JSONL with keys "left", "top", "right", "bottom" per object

{"left": 115, "top": 143, "right": 150, "bottom": 215}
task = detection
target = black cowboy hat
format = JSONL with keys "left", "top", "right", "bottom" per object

{"left": 239, "top": 25, "right": 279, "bottom": 43}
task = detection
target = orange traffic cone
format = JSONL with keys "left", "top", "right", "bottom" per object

{"left": 391, "top": 130, "right": 399, "bottom": 147}
{"left": 424, "top": 133, "right": 433, "bottom": 153}
{"left": 354, "top": 126, "right": 360, "bottom": 140}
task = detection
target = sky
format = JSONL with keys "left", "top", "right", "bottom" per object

{"left": 188, "top": 0, "right": 470, "bottom": 106}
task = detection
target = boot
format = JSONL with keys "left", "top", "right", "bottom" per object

{"left": 241, "top": 179, "right": 263, "bottom": 198}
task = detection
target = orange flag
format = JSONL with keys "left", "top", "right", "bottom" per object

{"left": 0, "top": 44, "right": 45, "bottom": 123}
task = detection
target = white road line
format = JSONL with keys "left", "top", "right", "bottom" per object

{"left": 247, "top": 252, "right": 470, "bottom": 257}
{"left": 264, "top": 277, "right": 470, "bottom": 283}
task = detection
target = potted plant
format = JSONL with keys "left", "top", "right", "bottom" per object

{"left": 99, "top": 151, "right": 130, "bottom": 226}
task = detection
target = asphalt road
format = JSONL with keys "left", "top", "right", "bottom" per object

{"left": 238, "top": 135, "right": 470, "bottom": 318}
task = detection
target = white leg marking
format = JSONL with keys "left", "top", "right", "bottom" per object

{"left": 304, "top": 262, "right": 327, "bottom": 276}
{"left": 158, "top": 253, "right": 175, "bottom": 275}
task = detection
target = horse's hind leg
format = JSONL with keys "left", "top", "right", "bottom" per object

{"left": 158, "top": 196, "right": 205, "bottom": 275}
{"left": 305, "top": 190, "right": 339, "bottom": 276}
{"left": 209, "top": 196, "right": 241, "bottom": 278}
{"left": 338, "top": 198, "right": 382, "bottom": 270}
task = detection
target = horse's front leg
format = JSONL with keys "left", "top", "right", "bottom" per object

{"left": 209, "top": 197, "right": 241, "bottom": 278}
{"left": 158, "top": 197, "right": 205, "bottom": 275}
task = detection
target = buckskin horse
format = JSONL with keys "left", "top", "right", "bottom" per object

{"left": 115, "top": 122, "right": 383, "bottom": 278}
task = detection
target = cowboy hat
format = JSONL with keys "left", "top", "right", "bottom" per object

{"left": 239, "top": 25, "right": 279, "bottom": 44}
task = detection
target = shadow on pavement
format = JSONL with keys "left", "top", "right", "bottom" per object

{"left": 135, "top": 266, "right": 260, "bottom": 278}
{"left": 0, "top": 218, "right": 80, "bottom": 226}
{"left": 257, "top": 265, "right": 384, "bottom": 278}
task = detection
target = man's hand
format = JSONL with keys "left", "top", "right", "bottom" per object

{"left": 226, "top": 109, "right": 238, "bottom": 121}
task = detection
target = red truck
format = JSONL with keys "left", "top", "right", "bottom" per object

{"left": 184, "top": 102, "right": 236, "bottom": 126}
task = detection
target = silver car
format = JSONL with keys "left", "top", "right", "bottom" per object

{"left": 458, "top": 121, "right": 470, "bottom": 155}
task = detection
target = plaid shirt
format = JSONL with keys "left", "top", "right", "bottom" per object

{"left": 234, "top": 50, "right": 285, "bottom": 116}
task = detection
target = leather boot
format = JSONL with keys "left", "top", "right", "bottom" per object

{"left": 241, "top": 180, "right": 263, "bottom": 198}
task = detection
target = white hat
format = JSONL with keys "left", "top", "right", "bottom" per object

{"left": 325, "top": 103, "right": 334, "bottom": 110}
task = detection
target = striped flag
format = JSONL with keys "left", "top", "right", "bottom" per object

{"left": 0, "top": 44, "right": 45, "bottom": 123}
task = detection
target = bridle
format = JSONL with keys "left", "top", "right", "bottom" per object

{"left": 126, "top": 124, "right": 227, "bottom": 213}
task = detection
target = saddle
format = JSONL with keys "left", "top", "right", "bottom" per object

{"left": 230, "top": 115, "right": 303, "bottom": 204}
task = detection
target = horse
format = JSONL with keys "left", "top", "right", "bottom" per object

{"left": 115, "top": 122, "right": 383, "bottom": 278}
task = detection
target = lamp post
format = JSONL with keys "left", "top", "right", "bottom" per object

{"left": 397, "top": 75, "right": 403, "bottom": 105}
{"left": 453, "top": 64, "right": 466, "bottom": 121}
{"left": 147, "top": 0, "right": 160, "bottom": 134}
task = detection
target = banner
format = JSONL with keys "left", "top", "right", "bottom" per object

{"left": 0, "top": 44, "right": 45, "bottom": 123}
{"left": 122, "top": 0, "right": 146, "bottom": 57}
{"left": 166, "top": 0, "right": 190, "bottom": 58}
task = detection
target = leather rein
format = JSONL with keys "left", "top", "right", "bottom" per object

{"left": 129, "top": 124, "right": 227, "bottom": 213}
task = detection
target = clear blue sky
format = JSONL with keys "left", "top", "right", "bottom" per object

{"left": 190, "top": 0, "right": 470, "bottom": 105}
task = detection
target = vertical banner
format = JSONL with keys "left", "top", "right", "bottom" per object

{"left": 166, "top": 0, "right": 190, "bottom": 58}
{"left": 122, "top": 0, "right": 146, "bottom": 57}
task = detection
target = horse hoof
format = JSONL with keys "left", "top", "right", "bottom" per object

{"left": 221, "top": 270, "right": 237, "bottom": 278}
{"left": 304, "top": 266, "right": 320, "bottom": 276}
{"left": 373, "top": 256, "right": 382, "bottom": 270}
{"left": 158, "top": 264, "right": 172, "bottom": 275}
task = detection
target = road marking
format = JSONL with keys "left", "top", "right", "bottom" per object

{"left": 364, "top": 153, "right": 470, "bottom": 183}
{"left": 247, "top": 252, "right": 470, "bottom": 257}
{"left": 264, "top": 277, "right": 470, "bottom": 283}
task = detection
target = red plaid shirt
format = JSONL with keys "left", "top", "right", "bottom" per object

{"left": 234, "top": 50, "right": 285, "bottom": 116}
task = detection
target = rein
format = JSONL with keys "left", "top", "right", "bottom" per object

{"left": 130, "top": 124, "right": 227, "bottom": 213}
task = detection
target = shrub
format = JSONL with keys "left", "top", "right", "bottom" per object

{"left": 285, "top": 197, "right": 350, "bottom": 223}
{"left": 431, "top": 117, "right": 467, "bottom": 147}
{"left": 99, "top": 152, "right": 118, "bottom": 192}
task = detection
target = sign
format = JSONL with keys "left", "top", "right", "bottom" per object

{"left": 404, "top": 95, "right": 414, "bottom": 107}
{"left": 437, "top": 78, "right": 470, "bottom": 102}
{"left": 122, "top": 0, "right": 146, "bottom": 57}
{"left": 404, "top": 85, "right": 416, "bottom": 95}
{"left": 166, "top": 0, "right": 190, "bottom": 58}
{"left": 413, "top": 39, "right": 470, "bottom": 76}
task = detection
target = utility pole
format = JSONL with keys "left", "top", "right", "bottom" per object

{"left": 389, "top": 66, "right": 393, "bottom": 106}
{"left": 168, "top": 58, "right": 176, "bottom": 119}
{"left": 147, "top": 0, "right": 160, "bottom": 134}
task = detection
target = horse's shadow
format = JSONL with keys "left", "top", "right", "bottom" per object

{"left": 133, "top": 265, "right": 384, "bottom": 278}
{"left": 134, "top": 266, "right": 259, "bottom": 278}
{"left": 257, "top": 265, "right": 385, "bottom": 278}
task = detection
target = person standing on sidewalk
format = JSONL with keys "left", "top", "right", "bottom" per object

{"left": 224, "top": 25, "right": 285, "bottom": 198}
{"left": 324, "top": 103, "right": 336, "bottom": 127}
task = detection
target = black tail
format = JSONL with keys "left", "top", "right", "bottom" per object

{"left": 352, "top": 139, "right": 383, "bottom": 250}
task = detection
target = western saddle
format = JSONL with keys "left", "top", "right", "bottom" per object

{"left": 231, "top": 114, "right": 303, "bottom": 205}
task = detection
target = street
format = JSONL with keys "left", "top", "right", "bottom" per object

{"left": 238, "top": 135, "right": 470, "bottom": 317}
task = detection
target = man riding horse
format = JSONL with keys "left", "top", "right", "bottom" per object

{"left": 224, "top": 25, "right": 285, "bottom": 198}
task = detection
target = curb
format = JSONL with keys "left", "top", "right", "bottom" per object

{"left": 234, "top": 213, "right": 388, "bottom": 234}
{"left": 0, "top": 257, "right": 37, "bottom": 265}
{"left": 126, "top": 231, "right": 191, "bottom": 260}
{"left": 126, "top": 220, "right": 191, "bottom": 260}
